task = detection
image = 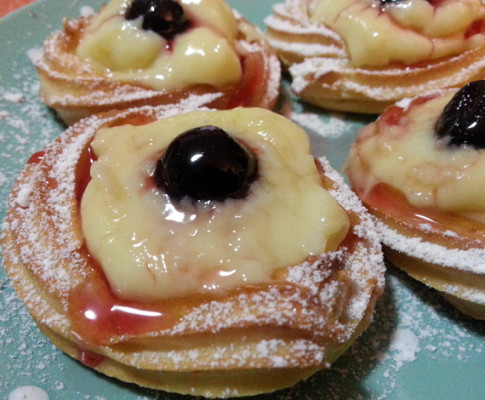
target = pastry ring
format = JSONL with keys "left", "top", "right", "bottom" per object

{"left": 345, "top": 81, "right": 485, "bottom": 319}
{"left": 33, "top": 0, "right": 281, "bottom": 124}
{"left": 2, "top": 105, "right": 384, "bottom": 397}
{"left": 266, "top": 0, "right": 485, "bottom": 113}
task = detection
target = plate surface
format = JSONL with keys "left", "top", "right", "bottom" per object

{"left": 1, "top": 1, "right": 484, "bottom": 399}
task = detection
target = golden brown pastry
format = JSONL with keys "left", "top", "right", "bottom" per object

{"left": 1, "top": 105, "right": 384, "bottom": 397}
{"left": 33, "top": 0, "right": 281, "bottom": 125}
{"left": 265, "top": 0, "right": 485, "bottom": 113}
{"left": 344, "top": 81, "right": 485, "bottom": 319}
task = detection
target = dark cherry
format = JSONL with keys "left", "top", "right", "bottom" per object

{"left": 125, "top": 0, "right": 191, "bottom": 39}
{"left": 435, "top": 80, "right": 485, "bottom": 148}
{"left": 155, "top": 126, "right": 258, "bottom": 201}
{"left": 380, "top": 0, "right": 430, "bottom": 3}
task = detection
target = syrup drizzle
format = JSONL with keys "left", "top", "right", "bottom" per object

{"left": 69, "top": 276, "right": 175, "bottom": 346}
{"left": 27, "top": 150, "right": 58, "bottom": 189}
{"left": 71, "top": 141, "right": 176, "bottom": 347}
{"left": 75, "top": 145, "right": 96, "bottom": 204}
{"left": 78, "top": 348, "right": 105, "bottom": 368}
{"left": 228, "top": 52, "right": 264, "bottom": 108}
{"left": 27, "top": 150, "right": 45, "bottom": 164}
{"left": 365, "top": 183, "right": 443, "bottom": 230}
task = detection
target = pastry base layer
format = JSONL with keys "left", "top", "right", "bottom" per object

{"left": 360, "top": 195, "right": 485, "bottom": 320}
{"left": 1, "top": 104, "right": 385, "bottom": 397}
{"left": 39, "top": 323, "right": 320, "bottom": 397}
{"left": 360, "top": 184, "right": 485, "bottom": 320}
{"left": 385, "top": 247, "right": 485, "bottom": 320}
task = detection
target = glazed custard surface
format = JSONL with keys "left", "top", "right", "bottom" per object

{"left": 76, "top": 0, "right": 242, "bottom": 90}
{"left": 81, "top": 108, "right": 350, "bottom": 301}
{"left": 345, "top": 93, "right": 485, "bottom": 222}
{"left": 310, "top": 0, "right": 485, "bottom": 67}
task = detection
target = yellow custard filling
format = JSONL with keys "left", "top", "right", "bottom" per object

{"left": 310, "top": 0, "right": 485, "bottom": 67}
{"left": 76, "top": 0, "right": 242, "bottom": 90}
{"left": 344, "top": 93, "right": 485, "bottom": 222}
{"left": 81, "top": 108, "right": 350, "bottom": 301}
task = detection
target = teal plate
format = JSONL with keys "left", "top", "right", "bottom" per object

{"left": 1, "top": 1, "right": 485, "bottom": 399}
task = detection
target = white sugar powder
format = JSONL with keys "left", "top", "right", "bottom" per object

{"left": 26, "top": 48, "right": 42, "bottom": 65}
{"left": 291, "top": 111, "right": 351, "bottom": 138}
{"left": 8, "top": 386, "right": 49, "bottom": 400}
{"left": 0, "top": 171, "right": 7, "bottom": 187}
{"left": 79, "top": 6, "right": 95, "bottom": 17}
{"left": 3, "top": 92, "right": 24, "bottom": 103}
{"left": 389, "top": 328, "right": 421, "bottom": 368}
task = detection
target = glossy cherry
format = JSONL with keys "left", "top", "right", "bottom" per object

{"left": 379, "top": 0, "right": 431, "bottom": 4}
{"left": 435, "top": 80, "right": 485, "bottom": 149}
{"left": 125, "top": 0, "right": 190, "bottom": 39}
{"left": 155, "top": 126, "right": 258, "bottom": 201}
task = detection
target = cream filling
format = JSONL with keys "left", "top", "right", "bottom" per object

{"left": 76, "top": 0, "right": 242, "bottom": 90}
{"left": 81, "top": 108, "right": 350, "bottom": 301}
{"left": 344, "top": 92, "right": 485, "bottom": 222}
{"left": 309, "top": 0, "right": 485, "bottom": 67}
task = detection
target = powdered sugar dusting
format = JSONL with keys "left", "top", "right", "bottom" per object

{"left": 267, "top": 37, "right": 345, "bottom": 58}
{"left": 377, "top": 221, "right": 485, "bottom": 293}
{"left": 265, "top": 0, "right": 346, "bottom": 62}
{"left": 265, "top": 0, "right": 342, "bottom": 42}
{"left": 389, "top": 328, "right": 421, "bottom": 368}
{"left": 3, "top": 92, "right": 24, "bottom": 104}
{"left": 291, "top": 111, "right": 352, "bottom": 138}
{"left": 8, "top": 385, "right": 49, "bottom": 400}
{"left": 0, "top": 171, "right": 7, "bottom": 187}
{"left": 79, "top": 6, "right": 95, "bottom": 17}
{"left": 289, "top": 54, "right": 485, "bottom": 101}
